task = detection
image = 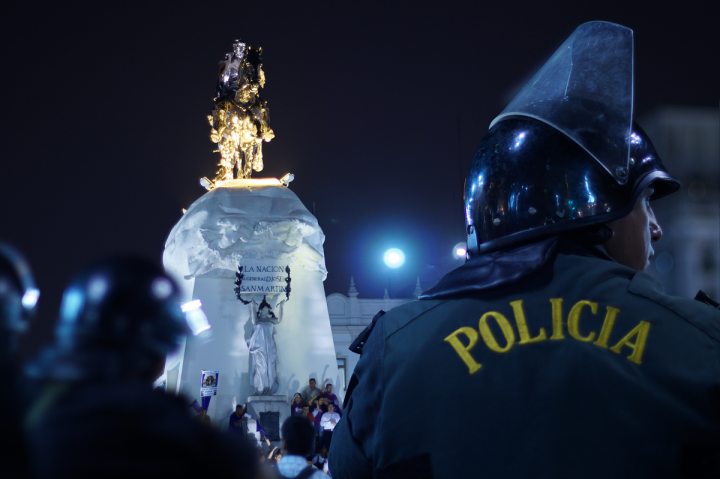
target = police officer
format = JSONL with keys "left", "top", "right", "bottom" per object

{"left": 25, "top": 256, "right": 258, "bottom": 478}
{"left": 0, "top": 244, "right": 39, "bottom": 476}
{"left": 330, "top": 22, "right": 720, "bottom": 478}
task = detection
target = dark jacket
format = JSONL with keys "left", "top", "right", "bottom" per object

{"left": 26, "top": 381, "right": 257, "bottom": 478}
{"left": 330, "top": 239, "right": 720, "bottom": 478}
{"left": 2, "top": 362, "right": 31, "bottom": 478}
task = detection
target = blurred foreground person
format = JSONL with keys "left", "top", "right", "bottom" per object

{"left": 331, "top": 22, "right": 720, "bottom": 478}
{"left": 25, "top": 256, "right": 257, "bottom": 478}
{"left": 0, "top": 244, "right": 39, "bottom": 477}
{"left": 276, "top": 416, "right": 325, "bottom": 479}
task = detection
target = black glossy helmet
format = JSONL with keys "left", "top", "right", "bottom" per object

{"left": 0, "top": 243, "right": 38, "bottom": 358}
{"left": 465, "top": 118, "right": 680, "bottom": 255}
{"left": 29, "top": 256, "right": 190, "bottom": 381}
{"left": 465, "top": 21, "right": 680, "bottom": 256}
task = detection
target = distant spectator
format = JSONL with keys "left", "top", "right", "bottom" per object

{"left": 291, "top": 393, "right": 304, "bottom": 416}
{"left": 320, "top": 379, "right": 330, "bottom": 397}
{"left": 310, "top": 395, "right": 329, "bottom": 415}
{"left": 301, "top": 378, "right": 323, "bottom": 406}
{"left": 229, "top": 403, "right": 250, "bottom": 435}
{"left": 310, "top": 396, "right": 329, "bottom": 450}
{"left": 302, "top": 406, "right": 314, "bottom": 423}
{"left": 302, "top": 405, "right": 315, "bottom": 456}
{"left": 278, "top": 416, "right": 326, "bottom": 479}
{"left": 312, "top": 447, "right": 328, "bottom": 471}
{"left": 320, "top": 403, "right": 340, "bottom": 450}
{"left": 322, "top": 383, "right": 341, "bottom": 415}
{"left": 269, "top": 447, "right": 282, "bottom": 466}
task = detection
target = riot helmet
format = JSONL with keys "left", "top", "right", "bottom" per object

{"left": 0, "top": 243, "right": 38, "bottom": 358}
{"left": 465, "top": 21, "right": 680, "bottom": 256}
{"left": 29, "top": 256, "right": 192, "bottom": 381}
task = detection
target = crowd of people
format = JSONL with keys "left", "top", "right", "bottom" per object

{"left": 230, "top": 406, "right": 331, "bottom": 478}
{"left": 290, "top": 378, "right": 342, "bottom": 456}
{"left": 225, "top": 377, "right": 343, "bottom": 476}
{"left": 227, "top": 394, "right": 336, "bottom": 476}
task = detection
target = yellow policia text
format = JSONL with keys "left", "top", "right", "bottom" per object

{"left": 443, "top": 299, "right": 650, "bottom": 374}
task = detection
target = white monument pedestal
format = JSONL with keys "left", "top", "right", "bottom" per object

{"left": 162, "top": 179, "right": 340, "bottom": 428}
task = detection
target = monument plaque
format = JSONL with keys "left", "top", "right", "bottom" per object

{"left": 260, "top": 411, "right": 280, "bottom": 441}
{"left": 235, "top": 261, "right": 290, "bottom": 296}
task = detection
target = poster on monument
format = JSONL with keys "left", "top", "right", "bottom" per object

{"left": 201, "top": 370, "right": 219, "bottom": 396}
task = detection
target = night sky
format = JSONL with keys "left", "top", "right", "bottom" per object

{"left": 3, "top": 2, "right": 718, "bottom": 359}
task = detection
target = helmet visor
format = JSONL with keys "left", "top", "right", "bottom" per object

{"left": 491, "top": 21, "right": 634, "bottom": 184}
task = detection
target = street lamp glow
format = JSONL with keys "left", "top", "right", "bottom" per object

{"left": 453, "top": 242, "right": 467, "bottom": 259}
{"left": 384, "top": 248, "right": 405, "bottom": 268}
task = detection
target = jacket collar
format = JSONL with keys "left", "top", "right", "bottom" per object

{"left": 420, "top": 237, "right": 614, "bottom": 300}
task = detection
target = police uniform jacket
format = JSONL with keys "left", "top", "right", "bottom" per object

{"left": 329, "top": 238, "right": 720, "bottom": 478}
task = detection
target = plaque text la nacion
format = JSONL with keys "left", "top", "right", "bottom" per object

{"left": 236, "top": 260, "right": 290, "bottom": 294}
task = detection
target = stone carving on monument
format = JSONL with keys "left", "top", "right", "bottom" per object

{"left": 161, "top": 39, "right": 340, "bottom": 445}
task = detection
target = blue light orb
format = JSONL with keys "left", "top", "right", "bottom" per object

{"left": 453, "top": 242, "right": 467, "bottom": 259}
{"left": 383, "top": 248, "right": 405, "bottom": 268}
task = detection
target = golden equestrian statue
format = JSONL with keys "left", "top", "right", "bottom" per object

{"left": 205, "top": 40, "right": 275, "bottom": 187}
